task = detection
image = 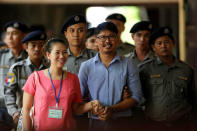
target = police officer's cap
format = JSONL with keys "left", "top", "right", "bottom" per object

{"left": 95, "top": 22, "right": 118, "bottom": 36}
{"left": 4, "top": 20, "right": 28, "bottom": 33}
{"left": 105, "top": 13, "right": 126, "bottom": 23}
{"left": 130, "top": 21, "right": 152, "bottom": 33}
{"left": 61, "top": 15, "right": 87, "bottom": 34}
{"left": 149, "top": 26, "right": 174, "bottom": 46}
{"left": 22, "top": 30, "right": 47, "bottom": 43}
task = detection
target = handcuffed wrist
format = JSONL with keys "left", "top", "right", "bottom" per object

{"left": 13, "top": 111, "right": 20, "bottom": 120}
{"left": 108, "top": 106, "right": 117, "bottom": 113}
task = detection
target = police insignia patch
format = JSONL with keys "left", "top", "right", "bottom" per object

{"left": 164, "top": 28, "right": 169, "bottom": 34}
{"left": 13, "top": 22, "right": 19, "bottom": 28}
{"left": 117, "top": 15, "right": 121, "bottom": 19}
{"left": 5, "top": 72, "right": 16, "bottom": 86}
{"left": 40, "top": 34, "right": 44, "bottom": 39}
{"left": 149, "top": 24, "right": 152, "bottom": 30}
{"left": 74, "top": 16, "right": 80, "bottom": 21}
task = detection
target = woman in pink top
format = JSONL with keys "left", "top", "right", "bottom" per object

{"left": 22, "top": 38, "right": 102, "bottom": 131}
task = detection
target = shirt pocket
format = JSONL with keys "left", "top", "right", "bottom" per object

{"left": 149, "top": 78, "right": 164, "bottom": 98}
{"left": 173, "top": 77, "right": 188, "bottom": 98}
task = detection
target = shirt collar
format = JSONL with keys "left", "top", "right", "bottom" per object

{"left": 155, "top": 55, "right": 166, "bottom": 65}
{"left": 26, "top": 57, "right": 32, "bottom": 66}
{"left": 94, "top": 53, "right": 121, "bottom": 64}
{"left": 67, "top": 48, "right": 72, "bottom": 56}
{"left": 67, "top": 47, "right": 89, "bottom": 59}
{"left": 117, "top": 41, "right": 124, "bottom": 49}
{"left": 26, "top": 57, "right": 46, "bottom": 70}
{"left": 155, "top": 55, "right": 179, "bottom": 68}
{"left": 124, "top": 49, "right": 136, "bottom": 58}
{"left": 8, "top": 49, "right": 14, "bottom": 59}
{"left": 131, "top": 49, "right": 137, "bottom": 58}
{"left": 144, "top": 51, "right": 154, "bottom": 61}
{"left": 8, "top": 49, "right": 27, "bottom": 59}
{"left": 130, "top": 50, "right": 153, "bottom": 60}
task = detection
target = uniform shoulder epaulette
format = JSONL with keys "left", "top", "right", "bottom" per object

{"left": 124, "top": 52, "right": 133, "bottom": 58}
{"left": 124, "top": 42, "right": 132, "bottom": 45}
{"left": 123, "top": 42, "right": 135, "bottom": 48}
{"left": 178, "top": 60, "right": 195, "bottom": 70}
{"left": 87, "top": 49, "right": 97, "bottom": 56}
{"left": 138, "top": 58, "right": 154, "bottom": 69}
{"left": 9, "top": 59, "right": 26, "bottom": 70}
{"left": 0, "top": 48, "right": 9, "bottom": 53}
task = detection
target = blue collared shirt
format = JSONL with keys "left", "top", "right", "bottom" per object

{"left": 78, "top": 53, "right": 142, "bottom": 118}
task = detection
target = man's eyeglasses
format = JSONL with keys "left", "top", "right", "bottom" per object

{"left": 96, "top": 35, "right": 116, "bottom": 42}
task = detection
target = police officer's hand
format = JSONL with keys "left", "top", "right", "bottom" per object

{"left": 122, "top": 86, "right": 132, "bottom": 100}
{"left": 98, "top": 106, "right": 113, "bottom": 121}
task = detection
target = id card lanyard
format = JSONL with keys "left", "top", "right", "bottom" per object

{"left": 48, "top": 68, "right": 63, "bottom": 107}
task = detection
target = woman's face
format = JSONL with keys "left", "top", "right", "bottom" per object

{"left": 47, "top": 42, "right": 68, "bottom": 69}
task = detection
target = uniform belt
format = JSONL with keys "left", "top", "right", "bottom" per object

{"left": 0, "top": 65, "right": 9, "bottom": 68}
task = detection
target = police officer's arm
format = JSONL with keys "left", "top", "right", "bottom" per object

{"left": 99, "top": 98, "right": 136, "bottom": 121}
{"left": 4, "top": 67, "right": 20, "bottom": 118}
{"left": 23, "top": 91, "right": 33, "bottom": 131}
{"left": 122, "top": 86, "right": 132, "bottom": 100}
{"left": 139, "top": 69, "right": 148, "bottom": 99}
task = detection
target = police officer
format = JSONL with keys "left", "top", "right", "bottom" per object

{"left": 106, "top": 13, "right": 135, "bottom": 56}
{"left": 126, "top": 21, "right": 154, "bottom": 68}
{"left": 123, "top": 21, "right": 154, "bottom": 126}
{"left": 139, "top": 27, "right": 195, "bottom": 129}
{"left": 4, "top": 30, "right": 48, "bottom": 126}
{"left": 85, "top": 27, "right": 98, "bottom": 51}
{"left": 61, "top": 14, "right": 95, "bottom": 74}
{"left": 0, "top": 20, "right": 28, "bottom": 126}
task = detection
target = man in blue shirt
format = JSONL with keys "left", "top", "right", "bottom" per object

{"left": 78, "top": 22, "right": 142, "bottom": 131}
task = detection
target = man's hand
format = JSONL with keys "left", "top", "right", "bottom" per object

{"left": 98, "top": 106, "right": 113, "bottom": 121}
{"left": 91, "top": 100, "right": 104, "bottom": 115}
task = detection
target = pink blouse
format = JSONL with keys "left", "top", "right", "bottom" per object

{"left": 23, "top": 70, "right": 82, "bottom": 131}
